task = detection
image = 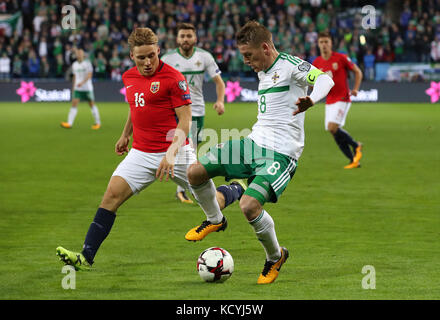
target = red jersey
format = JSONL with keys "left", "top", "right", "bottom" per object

{"left": 122, "top": 61, "right": 192, "bottom": 153}
{"left": 313, "top": 52, "right": 355, "bottom": 104}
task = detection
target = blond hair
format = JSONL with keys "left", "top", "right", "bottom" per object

{"left": 128, "top": 28, "right": 158, "bottom": 50}
{"left": 236, "top": 21, "right": 273, "bottom": 47}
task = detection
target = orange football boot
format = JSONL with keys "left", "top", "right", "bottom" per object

{"left": 257, "top": 247, "right": 289, "bottom": 284}
{"left": 185, "top": 217, "right": 228, "bottom": 241}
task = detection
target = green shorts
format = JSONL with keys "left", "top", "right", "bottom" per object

{"left": 73, "top": 90, "right": 94, "bottom": 102}
{"left": 199, "top": 137, "right": 297, "bottom": 204}
{"left": 189, "top": 116, "right": 204, "bottom": 144}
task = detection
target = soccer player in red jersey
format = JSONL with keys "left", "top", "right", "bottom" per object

{"left": 313, "top": 32, "right": 363, "bottom": 169}
{"left": 56, "top": 28, "right": 242, "bottom": 270}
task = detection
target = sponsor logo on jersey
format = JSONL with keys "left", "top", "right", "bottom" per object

{"left": 178, "top": 80, "right": 188, "bottom": 91}
{"left": 150, "top": 81, "right": 160, "bottom": 93}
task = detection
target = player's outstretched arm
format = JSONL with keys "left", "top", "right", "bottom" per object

{"left": 350, "top": 63, "right": 363, "bottom": 97}
{"left": 212, "top": 75, "right": 225, "bottom": 115}
{"left": 293, "top": 74, "right": 334, "bottom": 116}
{"left": 115, "top": 110, "right": 132, "bottom": 155}
{"left": 157, "top": 104, "right": 192, "bottom": 182}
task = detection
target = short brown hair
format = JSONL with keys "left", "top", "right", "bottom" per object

{"left": 128, "top": 28, "right": 158, "bottom": 50}
{"left": 176, "top": 22, "right": 196, "bottom": 34}
{"left": 236, "top": 21, "right": 273, "bottom": 47}
{"left": 318, "top": 31, "right": 332, "bottom": 40}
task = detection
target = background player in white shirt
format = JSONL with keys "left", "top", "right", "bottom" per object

{"left": 61, "top": 48, "right": 101, "bottom": 130}
{"left": 162, "top": 23, "right": 230, "bottom": 204}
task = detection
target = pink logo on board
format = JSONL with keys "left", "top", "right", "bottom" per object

{"left": 16, "top": 81, "right": 37, "bottom": 103}
{"left": 225, "top": 81, "right": 242, "bottom": 103}
{"left": 425, "top": 81, "right": 440, "bottom": 103}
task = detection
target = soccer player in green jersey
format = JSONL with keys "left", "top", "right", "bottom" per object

{"left": 185, "top": 21, "right": 335, "bottom": 284}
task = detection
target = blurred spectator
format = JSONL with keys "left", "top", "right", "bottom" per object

{"left": 27, "top": 50, "right": 40, "bottom": 78}
{"left": 109, "top": 50, "right": 121, "bottom": 81}
{"left": 431, "top": 35, "right": 440, "bottom": 62}
{"left": 94, "top": 52, "right": 107, "bottom": 79}
{"left": 38, "top": 36, "right": 48, "bottom": 59}
{"left": 316, "top": 7, "right": 330, "bottom": 32}
{"left": 305, "top": 24, "right": 318, "bottom": 45}
{"left": 364, "top": 49, "right": 375, "bottom": 81}
{"left": 12, "top": 55, "right": 22, "bottom": 78}
{"left": 400, "top": 4, "right": 412, "bottom": 28}
{"left": 375, "top": 44, "right": 387, "bottom": 62}
{"left": 394, "top": 36, "right": 404, "bottom": 62}
{"left": 39, "top": 56, "right": 50, "bottom": 78}
{"left": 307, "top": 46, "right": 318, "bottom": 63}
{"left": 420, "top": 35, "right": 431, "bottom": 63}
{"left": 0, "top": 52, "right": 11, "bottom": 79}
{"left": 55, "top": 54, "right": 65, "bottom": 78}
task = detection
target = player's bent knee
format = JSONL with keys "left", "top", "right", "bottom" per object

{"left": 327, "top": 122, "right": 339, "bottom": 134}
{"left": 239, "top": 196, "right": 262, "bottom": 221}
{"left": 187, "top": 162, "right": 209, "bottom": 186}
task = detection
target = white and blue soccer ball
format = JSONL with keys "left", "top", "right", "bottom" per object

{"left": 197, "top": 247, "right": 234, "bottom": 283}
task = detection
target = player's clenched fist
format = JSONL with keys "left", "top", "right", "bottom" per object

{"left": 293, "top": 96, "right": 314, "bottom": 116}
{"left": 115, "top": 135, "right": 130, "bottom": 155}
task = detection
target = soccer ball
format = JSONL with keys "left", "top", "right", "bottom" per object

{"left": 197, "top": 247, "right": 234, "bottom": 283}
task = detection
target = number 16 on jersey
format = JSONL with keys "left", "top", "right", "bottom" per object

{"left": 134, "top": 92, "right": 145, "bottom": 107}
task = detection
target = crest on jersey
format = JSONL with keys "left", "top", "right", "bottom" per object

{"left": 195, "top": 60, "right": 202, "bottom": 67}
{"left": 150, "top": 81, "right": 160, "bottom": 93}
{"left": 332, "top": 62, "right": 339, "bottom": 70}
{"left": 271, "top": 72, "right": 280, "bottom": 83}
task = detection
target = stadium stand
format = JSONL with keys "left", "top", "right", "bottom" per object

{"left": 0, "top": 0, "right": 436, "bottom": 81}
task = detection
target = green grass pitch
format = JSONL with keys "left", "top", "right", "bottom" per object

{"left": 0, "top": 101, "right": 439, "bottom": 300}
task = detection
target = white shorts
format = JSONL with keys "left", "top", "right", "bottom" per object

{"left": 325, "top": 101, "right": 351, "bottom": 130}
{"left": 112, "top": 144, "right": 197, "bottom": 194}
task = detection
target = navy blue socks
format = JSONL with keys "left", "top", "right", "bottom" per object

{"left": 333, "top": 128, "right": 358, "bottom": 161}
{"left": 216, "top": 182, "right": 245, "bottom": 209}
{"left": 82, "top": 207, "right": 116, "bottom": 264}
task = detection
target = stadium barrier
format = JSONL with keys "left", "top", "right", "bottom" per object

{"left": 0, "top": 80, "right": 436, "bottom": 103}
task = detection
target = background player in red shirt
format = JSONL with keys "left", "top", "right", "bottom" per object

{"left": 313, "top": 32, "right": 363, "bottom": 169}
{"left": 55, "top": 28, "right": 243, "bottom": 270}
